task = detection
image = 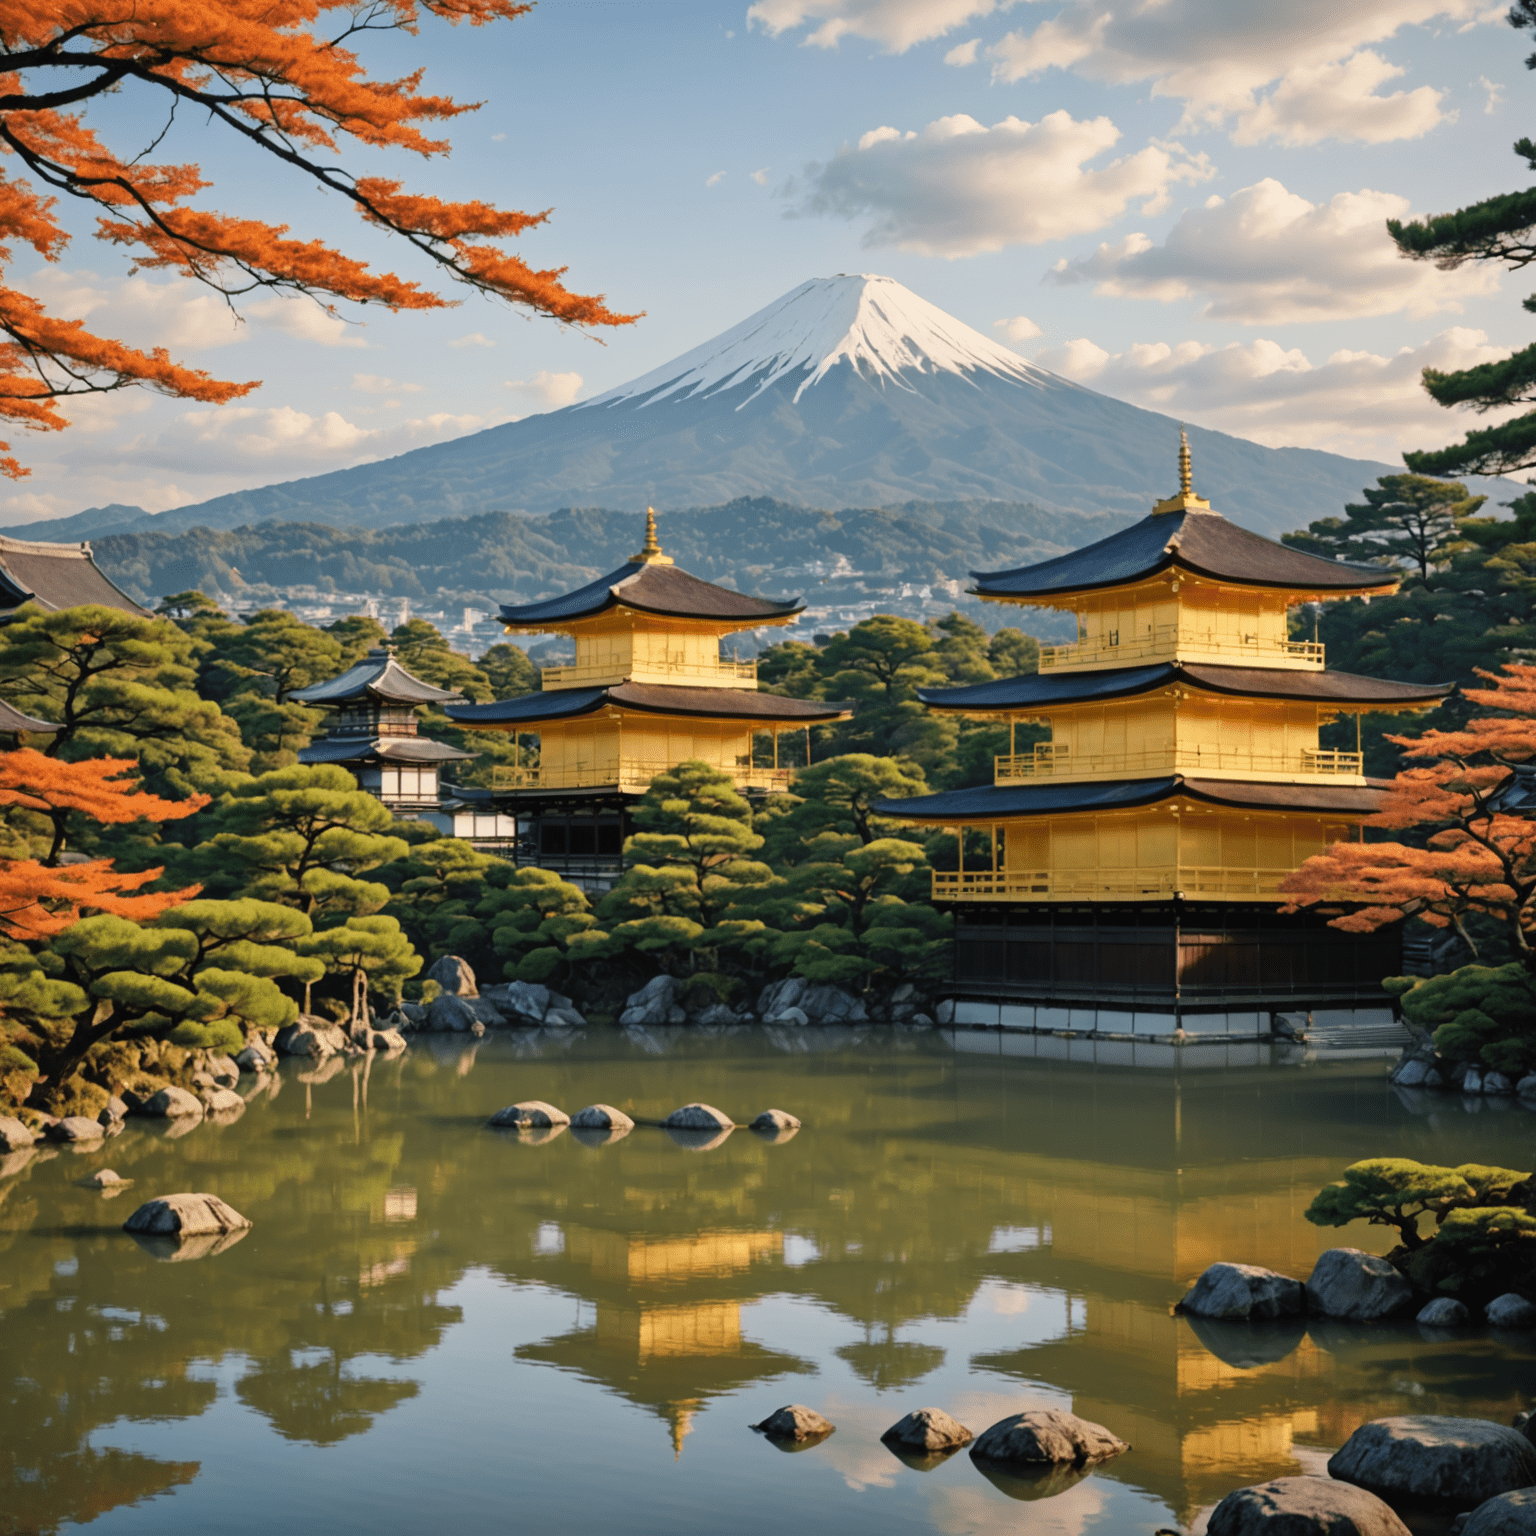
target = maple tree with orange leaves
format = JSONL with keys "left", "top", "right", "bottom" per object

{"left": 1281, "top": 664, "right": 1536, "bottom": 965}
{"left": 0, "top": 0, "right": 638, "bottom": 476}
{"left": 0, "top": 746, "right": 207, "bottom": 861}
{"left": 0, "top": 855, "right": 193, "bottom": 941}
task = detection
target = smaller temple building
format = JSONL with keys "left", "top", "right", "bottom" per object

{"left": 446, "top": 511, "right": 849, "bottom": 887}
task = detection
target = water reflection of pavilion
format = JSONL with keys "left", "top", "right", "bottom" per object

{"left": 515, "top": 1225, "right": 813, "bottom": 1455}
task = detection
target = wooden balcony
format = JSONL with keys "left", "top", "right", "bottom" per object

{"left": 1038, "top": 626, "right": 1325, "bottom": 674}
{"left": 539, "top": 657, "right": 758, "bottom": 690}
{"left": 492, "top": 760, "right": 794, "bottom": 794}
{"left": 993, "top": 744, "right": 1363, "bottom": 784}
{"left": 932, "top": 865, "right": 1298, "bottom": 903}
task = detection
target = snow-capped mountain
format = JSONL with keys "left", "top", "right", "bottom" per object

{"left": 27, "top": 275, "right": 1452, "bottom": 543}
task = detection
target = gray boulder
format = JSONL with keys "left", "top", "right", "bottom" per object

{"left": 426, "top": 993, "right": 481, "bottom": 1033}
{"left": 1486, "top": 1071, "right": 1516, "bottom": 1095}
{"left": 274, "top": 1018, "right": 349, "bottom": 1057}
{"left": 45, "top": 1115, "right": 105, "bottom": 1143}
{"left": 79, "top": 1168, "right": 130, "bottom": 1188}
{"left": 136, "top": 1086, "right": 205, "bottom": 1120}
{"left": 1463, "top": 1488, "right": 1536, "bottom": 1535}
{"left": 935, "top": 999, "right": 955, "bottom": 1024}
{"left": 482, "top": 980, "right": 551, "bottom": 1024}
{"left": 1393, "top": 1057, "right": 1433, "bottom": 1088}
{"left": 570, "top": 1104, "right": 635, "bottom": 1131}
{"left": 1466, "top": 1067, "right": 1486, "bottom": 1094}
{"left": 692, "top": 1001, "right": 746, "bottom": 1027}
{"left": 1179, "top": 1263, "right": 1306, "bottom": 1320}
{"left": 881, "top": 1407, "right": 973, "bottom": 1452}
{"left": 752, "top": 1404, "right": 834, "bottom": 1442}
{"left": 365, "top": 1028, "right": 407, "bottom": 1053}
{"left": 0, "top": 1115, "right": 35, "bottom": 1151}
{"left": 620, "top": 975, "right": 685, "bottom": 1026}
{"left": 544, "top": 1005, "right": 588, "bottom": 1027}
{"left": 204, "top": 1053, "right": 240, "bottom": 1085}
{"left": 1207, "top": 1476, "right": 1411, "bottom": 1535}
{"left": 757, "top": 977, "right": 806, "bottom": 1021}
{"left": 97, "top": 1096, "right": 128, "bottom": 1126}
{"left": 487, "top": 1100, "right": 569, "bottom": 1129}
{"left": 1517, "top": 1075, "right": 1536, "bottom": 1099}
{"left": 799, "top": 983, "right": 867, "bottom": 1023}
{"left": 235, "top": 1039, "right": 276, "bottom": 1072}
{"left": 425, "top": 954, "right": 477, "bottom": 997}
{"left": 1488, "top": 1294, "right": 1536, "bottom": 1329}
{"left": 770, "top": 1006, "right": 809, "bottom": 1026}
{"left": 970, "top": 1409, "right": 1128, "bottom": 1466}
{"left": 1329, "top": 1416, "right": 1536, "bottom": 1510}
{"left": 202, "top": 1089, "right": 245, "bottom": 1115}
{"left": 397, "top": 1001, "right": 427, "bottom": 1027}
{"left": 1418, "top": 1298, "right": 1471, "bottom": 1327}
{"left": 663, "top": 1103, "right": 733, "bottom": 1132}
{"left": 123, "top": 1192, "right": 252, "bottom": 1237}
{"left": 750, "top": 1108, "right": 801, "bottom": 1134}
{"left": 1306, "top": 1248, "right": 1415, "bottom": 1320}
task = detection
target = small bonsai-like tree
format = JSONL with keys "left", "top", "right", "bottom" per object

{"left": 1306, "top": 1158, "right": 1530, "bottom": 1251}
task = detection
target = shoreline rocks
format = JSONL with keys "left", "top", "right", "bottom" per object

{"left": 1207, "top": 1476, "right": 1410, "bottom": 1535}
{"left": 1179, "top": 1263, "right": 1305, "bottom": 1321}
{"left": 1462, "top": 1488, "right": 1536, "bottom": 1534}
{"left": 1328, "top": 1416, "right": 1536, "bottom": 1510}
{"left": 970, "top": 1409, "right": 1128, "bottom": 1468}
{"left": 1306, "top": 1248, "right": 1415, "bottom": 1321}
{"left": 1418, "top": 1298, "right": 1471, "bottom": 1327}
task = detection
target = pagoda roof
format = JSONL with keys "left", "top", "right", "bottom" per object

{"left": 290, "top": 648, "right": 466, "bottom": 707}
{"left": 446, "top": 682, "right": 850, "bottom": 727}
{"left": 917, "top": 663, "right": 1452, "bottom": 713}
{"left": 0, "top": 699, "right": 60, "bottom": 735}
{"left": 299, "top": 735, "right": 473, "bottom": 765}
{"left": 499, "top": 562, "right": 802, "bottom": 629}
{"left": 874, "top": 775, "right": 1386, "bottom": 823}
{"left": 972, "top": 509, "right": 1398, "bottom": 602}
{"left": 0, "top": 534, "right": 153, "bottom": 619}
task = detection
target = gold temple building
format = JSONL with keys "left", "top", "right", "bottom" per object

{"left": 447, "top": 511, "right": 848, "bottom": 884}
{"left": 877, "top": 437, "right": 1450, "bottom": 1033}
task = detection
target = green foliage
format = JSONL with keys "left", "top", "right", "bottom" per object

{"left": 483, "top": 867, "right": 606, "bottom": 983}
{"left": 324, "top": 614, "right": 390, "bottom": 665}
{"left": 376, "top": 835, "right": 512, "bottom": 963}
{"left": 1305, "top": 1158, "right": 1527, "bottom": 1249}
{"left": 297, "top": 914, "right": 420, "bottom": 1022}
{"left": 479, "top": 642, "right": 538, "bottom": 699}
{"left": 760, "top": 753, "right": 931, "bottom": 866}
{"left": 1393, "top": 963, "right": 1536, "bottom": 1075}
{"left": 1404, "top": 1207, "right": 1536, "bottom": 1302}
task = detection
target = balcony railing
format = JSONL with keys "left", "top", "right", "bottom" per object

{"left": 993, "top": 744, "right": 1363, "bottom": 783}
{"left": 540, "top": 657, "right": 758, "bottom": 690}
{"left": 492, "top": 760, "right": 795, "bottom": 794}
{"left": 1038, "top": 625, "right": 1325, "bottom": 672}
{"left": 932, "top": 865, "right": 1298, "bottom": 902}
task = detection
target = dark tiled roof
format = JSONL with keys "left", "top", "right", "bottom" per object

{"left": 972, "top": 510, "right": 1399, "bottom": 600}
{"left": 447, "top": 682, "right": 850, "bottom": 726}
{"left": 299, "top": 735, "right": 473, "bottom": 765}
{"left": 918, "top": 663, "right": 1451, "bottom": 711}
{"left": 0, "top": 535, "right": 153, "bottom": 618}
{"left": 0, "top": 698, "right": 60, "bottom": 734}
{"left": 500, "top": 561, "right": 802, "bottom": 628}
{"left": 874, "top": 775, "right": 1383, "bottom": 822}
{"left": 290, "top": 649, "right": 466, "bottom": 707}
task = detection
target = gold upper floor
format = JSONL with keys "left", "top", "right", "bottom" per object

{"left": 542, "top": 620, "right": 759, "bottom": 692}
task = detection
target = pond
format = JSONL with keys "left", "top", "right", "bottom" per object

{"left": 2, "top": 1025, "right": 1533, "bottom": 1536}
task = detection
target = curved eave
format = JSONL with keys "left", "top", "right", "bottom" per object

{"left": 0, "top": 698, "right": 60, "bottom": 734}
{"left": 446, "top": 684, "right": 852, "bottom": 728}
{"left": 299, "top": 736, "right": 475, "bottom": 765}
{"left": 498, "top": 597, "right": 805, "bottom": 633}
{"left": 874, "top": 774, "right": 1385, "bottom": 824}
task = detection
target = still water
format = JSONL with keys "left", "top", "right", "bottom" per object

{"left": 3, "top": 1026, "right": 1534, "bottom": 1536}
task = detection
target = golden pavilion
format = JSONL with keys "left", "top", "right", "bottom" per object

{"left": 876, "top": 435, "right": 1450, "bottom": 1033}
{"left": 447, "top": 511, "right": 848, "bottom": 884}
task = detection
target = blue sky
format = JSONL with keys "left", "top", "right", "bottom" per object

{"left": 5, "top": 0, "right": 1530, "bottom": 523}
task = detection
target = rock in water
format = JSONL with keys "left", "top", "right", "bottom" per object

{"left": 570, "top": 1104, "right": 635, "bottom": 1131}
{"left": 750, "top": 1109, "right": 801, "bottom": 1134}
{"left": 1488, "top": 1294, "right": 1536, "bottom": 1329}
{"left": 752, "top": 1405, "right": 834, "bottom": 1442}
{"left": 1179, "top": 1263, "right": 1305, "bottom": 1320}
{"left": 123, "top": 1193, "right": 252, "bottom": 1237}
{"left": 662, "top": 1103, "right": 733, "bottom": 1131}
{"left": 1305, "top": 1248, "right": 1415, "bottom": 1320}
{"left": 136, "top": 1086, "right": 205, "bottom": 1120}
{"left": 235, "top": 1038, "right": 276, "bottom": 1072}
{"left": 202, "top": 1089, "right": 245, "bottom": 1117}
{"left": 1417, "top": 1298, "right": 1471, "bottom": 1327}
{"left": 426, "top": 993, "right": 480, "bottom": 1033}
{"left": 881, "top": 1407, "right": 974, "bottom": 1452}
{"left": 487, "top": 1101, "right": 570, "bottom": 1129}
{"left": 425, "top": 954, "right": 477, "bottom": 997}
{"left": 0, "top": 1115, "right": 34, "bottom": 1151}
{"left": 79, "top": 1168, "right": 130, "bottom": 1188}
{"left": 620, "top": 975, "right": 685, "bottom": 1026}
{"left": 1328, "top": 1417, "right": 1536, "bottom": 1509}
{"left": 1463, "top": 1488, "right": 1536, "bottom": 1534}
{"left": 970, "top": 1409, "right": 1128, "bottom": 1467}
{"left": 45, "top": 1115, "right": 105, "bottom": 1143}
{"left": 1207, "top": 1476, "right": 1411, "bottom": 1534}
{"left": 273, "top": 1019, "right": 349, "bottom": 1057}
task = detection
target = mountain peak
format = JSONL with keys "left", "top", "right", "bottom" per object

{"left": 585, "top": 273, "right": 1046, "bottom": 411}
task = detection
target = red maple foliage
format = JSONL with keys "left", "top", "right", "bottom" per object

{"left": 1281, "top": 664, "right": 1536, "bottom": 963}
{"left": 0, "top": 856, "right": 195, "bottom": 942}
{"left": 0, "top": 748, "right": 207, "bottom": 862}
{"left": 0, "top": 0, "right": 638, "bottom": 476}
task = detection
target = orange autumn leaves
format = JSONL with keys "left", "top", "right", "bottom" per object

{"left": 0, "top": 750, "right": 200, "bottom": 940}
{"left": 0, "top": 0, "right": 636, "bottom": 476}
{"left": 1282, "top": 664, "right": 1536, "bottom": 955}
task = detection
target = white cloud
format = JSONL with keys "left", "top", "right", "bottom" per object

{"left": 945, "top": 38, "right": 980, "bottom": 66}
{"left": 1035, "top": 326, "right": 1520, "bottom": 461}
{"left": 984, "top": 0, "right": 1482, "bottom": 145}
{"left": 994, "top": 314, "right": 1042, "bottom": 343}
{"left": 747, "top": 0, "right": 1012, "bottom": 52}
{"left": 504, "top": 370, "right": 584, "bottom": 411}
{"left": 706, "top": 170, "right": 727, "bottom": 187}
{"left": 16, "top": 269, "right": 245, "bottom": 352}
{"left": 247, "top": 295, "right": 369, "bottom": 349}
{"left": 352, "top": 373, "right": 423, "bottom": 395}
{"left": 1480, "top": 74, "right": 1505, "bottom": 113}
{"left": 798, "top": 111, "right": 1212, "bottom": 257}
{"left": 449, "top": 332, "right": 496, "bottom": 349}
{"left": 1049, "top": 179, "right": 1499, "bottom": 323}
{"left": 751, "top": 167, "right": 771, "bottom": 185}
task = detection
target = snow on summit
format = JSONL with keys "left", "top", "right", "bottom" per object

{"left": 585, "top": 273, "right": 1045, "bottom": 409}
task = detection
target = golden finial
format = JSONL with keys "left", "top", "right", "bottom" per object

{"left": 630, "top": 506, "right": 674, "bottom": 565}
{"left": 1153, "top": 424, "right": 1211, "bottom": 515}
